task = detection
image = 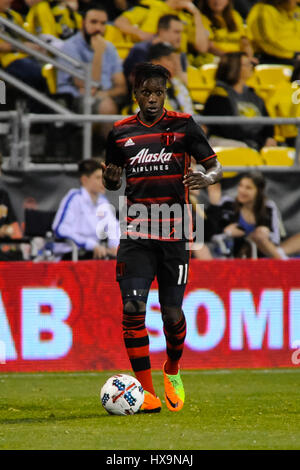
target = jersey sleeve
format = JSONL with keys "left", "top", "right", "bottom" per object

{"left": 185, "top": 116, "right": 216, "bottom": 164}
{"left": 105, "top": 128, "right": 125, "bottom": 168}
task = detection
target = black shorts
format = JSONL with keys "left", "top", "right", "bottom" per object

{"left": 116, "top": 238, "right": 190, "bottom": 306}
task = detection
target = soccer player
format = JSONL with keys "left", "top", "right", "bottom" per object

{"left": 101, "top": 63, "right": 222, "bottom": 413}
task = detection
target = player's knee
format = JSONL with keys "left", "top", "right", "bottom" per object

{"left": 123, "top": 299, "right": 146, "bottom": 314}
{"left": 161, "top": 305, "right": 183, "bottom": 327}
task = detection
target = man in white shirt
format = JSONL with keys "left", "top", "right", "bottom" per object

{"left": 52, "top": 159, "right": 120, "bottom": 259}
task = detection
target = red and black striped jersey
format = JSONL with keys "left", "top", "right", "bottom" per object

{"left": 105, "top": 109, "right": 217, "bottom": 241}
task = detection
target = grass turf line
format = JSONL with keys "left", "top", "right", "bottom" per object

{"left": 0, "top": 369, "right": 300, "bottom": 450}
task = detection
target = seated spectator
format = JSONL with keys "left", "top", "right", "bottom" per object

{"left": 52, "top": 158, "right": 120, "bottom": 260}
{"left": 0, "top": 0, "right": 48, "bottom": 93}
{"left": 201, "top": 171, "right": 287, "bottom": 259}
{"left": 203, "top": 52, "right": 277, "bottom": 149}
{"left": 196, "top": 0, "right": 253, "bottom": 65}
{"left": 57, "top": 3, "right": 127, "bottom": 138}
{"left": 0, "top": 156, "right": 23, "bottom": 260}
{"left": 126, "top": 43, "right": 195, "bottom": 114}
{"left": 24, "top": 0, "right": 82, "bottom": 48}
{"left": 114, "top": 0, "right": 209, "bottom": 58}
{"left": 247, "top": 0, "right": 300, "bottom": 65}
{"left": 123, "top": 13, "right": 189, "bottom": 91}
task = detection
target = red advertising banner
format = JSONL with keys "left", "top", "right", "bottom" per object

{"left": 0, "top": 259, "right": 300, "bottom": 372}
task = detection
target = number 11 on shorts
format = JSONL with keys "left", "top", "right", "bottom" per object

{"left": 178, "top": 264, "right": 188, "bottom": 285}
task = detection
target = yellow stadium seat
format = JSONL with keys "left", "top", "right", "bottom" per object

{"left": 42, "top": 63, "right": 56, "bottom": 94}
{"left": 260, "top": 146, "right": 296, "bottom": 166}
{"left": 213, "top": 146, "right": 264, "bottom": 177}
{"left": 254, "top": 64, "right": 292, "bottom": 85}
{"left": 200, "top": 63, "right": 217, "bottom": 85}
{"left": 247, "top": 64, "right": 293, "bottom": 101}
{"left": 104, "top": 24, "right": 133, "bottom": 60}
{"left": 187, "top": 64, "right": 216, "bottom": 104}
{"left": 265, "top": 81, "right": 299, "bottom": 142}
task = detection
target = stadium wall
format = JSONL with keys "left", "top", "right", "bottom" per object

{"left": 1, "top": 259, "right": 300, "bottom": 372}
{"left": 2, "top": 170, "right": 300, "bottom": 236}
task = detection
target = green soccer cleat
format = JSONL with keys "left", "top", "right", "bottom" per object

{"left": 163, "top": 361, "right": 185, "bottom": 412}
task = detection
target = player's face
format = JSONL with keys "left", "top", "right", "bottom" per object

{"left": 134, "top": 78, "right": 167, "bottom": 123}
{"left": 82, "top": 169, "right": 105, "bottom": 195}
{"left": 237, "top": 178, "right": 258, "bottom": 206}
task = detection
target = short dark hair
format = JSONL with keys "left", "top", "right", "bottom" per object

{"left": 157, "top": 14, "right": 181, "bottom": 31}
{"left": 133, "top": 62, "right": 171, "bottom": 89}
{"left": 148, "top": 42, "right": 175, "bottom": 62}
{"left": 81, "top": 2, "right": 107, "bottom": 19}
{"left": 216, "top": 52, "right": 246, "bottom": 86}
{"left": 78, "top": 159, "right": 102, "bottom": 177}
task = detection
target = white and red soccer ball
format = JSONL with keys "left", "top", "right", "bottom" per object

{"left": 100, "top": 374, "right": 144, "bottom": 415}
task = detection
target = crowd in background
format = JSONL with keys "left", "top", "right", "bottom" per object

{"left": 0, "top": 0, "right": 300, "bottom": 260}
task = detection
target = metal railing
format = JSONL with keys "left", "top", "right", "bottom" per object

{"left": 8, "top": 113, "right": 298, "bottom": 171}
{"left": 0, "top": 14, "right": 101, "bottom": 159}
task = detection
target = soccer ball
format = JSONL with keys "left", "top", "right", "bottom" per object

{"left": 100, "top": 374, "right": 144, "bottom": 415}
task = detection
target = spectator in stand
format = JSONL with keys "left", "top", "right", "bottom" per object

{"left": 24, "top": 0, "right": 82, "bottom": 49}
{"left": 246, "top": 0, "right": 300, "bottom": 65}
{"left": 52, "top": 158, "right": 120, "bottom": 260}
{"left": 203, "top": 52, "right": 277, "bottom": 149}
{"left": 123, "top": 14, "right": 188, "bottom": 91}
{"left": 57, "top": 3, "right": 127, "bottom": 138}
{"left": 196, "top": 0, "right": 254, "bottom": 65}
{"left": 114, "top": 0, "right": 209, "bottom": 59}
{"left": 126, "top": 43, "right": 195, "bottom": 114}
{"left": 0, "top": 0, "right": 48, "bottom": 93}
{"left": 0, "top": 156, "right": 23, "bottom": 260}
{"left": 200, "top": 171, "right": 287, "bottom": 259}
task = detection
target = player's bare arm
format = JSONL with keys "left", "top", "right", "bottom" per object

{"left": 183, "top": 157, "right": 222, "bottom": 190}
{"left": 101, "top": 162, "right": 123, "bottom": 191}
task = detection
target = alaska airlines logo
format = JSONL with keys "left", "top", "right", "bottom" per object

{"left": 129, "top": 148, "right": 172, "bottom": 165}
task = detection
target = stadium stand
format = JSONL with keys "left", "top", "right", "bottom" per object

{"left": 104, "top": 23, "right": 133, "bottom": 60}
{"left": 246, "top": 0, "right": 300, "bottom": 65}
{"left": 194, "top": 0, "right": 254, "bottom": 66}
{"left": 212, "top": 146, "right": 264, "bottom": 177}
{"left": 260, "top": 146, "right": 296, "bottom": 166}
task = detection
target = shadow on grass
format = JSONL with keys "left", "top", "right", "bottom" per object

{"left": 0, "top": 413, "right": 114, "bottom": 425}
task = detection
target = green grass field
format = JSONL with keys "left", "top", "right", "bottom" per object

{"left": 0, "top": 369, "right": 299, "bottom": 450}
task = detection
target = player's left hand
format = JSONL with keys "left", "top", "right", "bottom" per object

{"left": 183, "top": 167, "right": 212, "bottom": 189}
